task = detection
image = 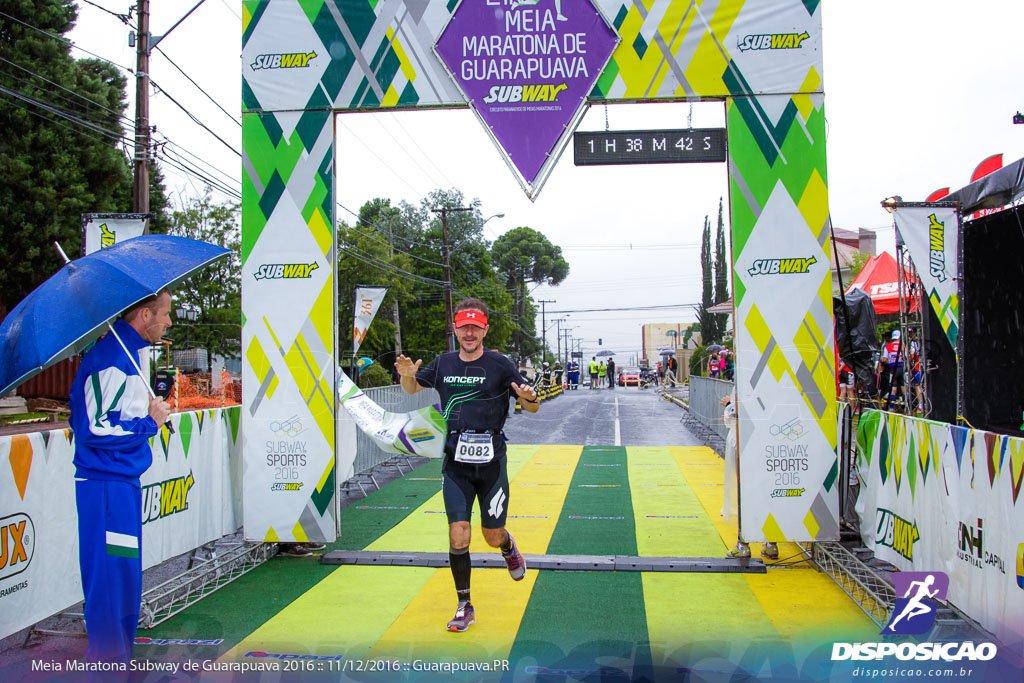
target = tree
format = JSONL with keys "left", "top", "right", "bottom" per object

{"left": 491, "top": 226, "right": 569, "bottom": 362}
{"left": 699, "top": 215, "right": 719, "bottom": 343}
{"left": 712, "top": 196, "right": 730, "bottom": 338}
{"left": 0, "top": 1, "right": 170, "bottom": 319}
{"left": 337, "top": 197, "right": 418, "bottom": 370}
{"left": 166, "top": 193, "right": 241, "bottom": 364}
{"left": 714, "top": 197, "right": 728, "bottom": 305}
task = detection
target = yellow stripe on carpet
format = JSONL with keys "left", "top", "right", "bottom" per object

{"left": 363, "top": 445, "right": 543, "bottom": 553}
{"left": 629, "top": 446, "right": 723, "bottom": 556}
{"left": 635, "top": 446, "right": 779, "bottom": 652}
{"left": 363, "top": 445, "right": 580, "bottom": 663}
{"left": 218, "top": 565, "right": 436, "bottom": 660}
{"left": 673, "top": 446, "right": 877, "bottom": 645}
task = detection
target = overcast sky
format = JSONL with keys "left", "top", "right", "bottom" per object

{"left": 67, "top": 0, "right": 1024, "bottom": 363}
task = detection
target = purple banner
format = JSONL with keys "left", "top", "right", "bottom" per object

{"left": 435, "top": 0, "right": 618, "bottom": 187}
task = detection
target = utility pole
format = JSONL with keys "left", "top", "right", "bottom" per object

{"left": 387, "top": 219, "right": 402, "bottom": 356}
{"left": 431, "top": 206, "right": 472, "bottom": 352}
{"left": 132, "top": 0, "right": 206, "bottom": 223}
{"left": 553, "top": 317, "right": 567, "bottom": 366}
{"left": 133, "top": 0, "right": 151, "bottom": 218}
{"left": 538, "top": 300, "right": 555, "bottom": 363}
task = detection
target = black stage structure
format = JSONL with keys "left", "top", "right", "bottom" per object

{"left": 943, "top": 159, "right": 1024, "bottom": 433}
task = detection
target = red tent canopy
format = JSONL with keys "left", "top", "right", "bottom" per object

{"left": 846, "top": 252, "right": 918, "bottom": 314}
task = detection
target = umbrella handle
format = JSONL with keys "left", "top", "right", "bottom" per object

{"left": 107, "top": 323, "right": 176, "bottom": 435}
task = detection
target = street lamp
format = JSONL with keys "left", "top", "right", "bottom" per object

{"left": 175, "top": 305, "right": 198, "bottom": 347}
{"left": 174, "top": 305, "right": 200, "bottom": 375}
{"left": 481, "top": 212, "right": 505, "bottom": 238}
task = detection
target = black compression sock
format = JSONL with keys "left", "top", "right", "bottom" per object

{"left": 449, "top": 547, "right": 471, "bottom": 604}
{"left": 499, "top": 531, "right": 513, "bottom": 554}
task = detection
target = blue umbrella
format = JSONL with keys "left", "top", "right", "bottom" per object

{"left": 0, "top": 234, "right": 231, "bottom": 397}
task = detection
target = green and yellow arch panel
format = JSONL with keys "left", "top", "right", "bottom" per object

{"left": 240, "top": 0, "right": 835, "bottom": 542}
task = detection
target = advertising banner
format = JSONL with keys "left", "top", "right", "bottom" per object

{"left": 730, "top": 92, "right": 839, "bottom": 543}
{"left": 352, "top": 286, "right": 388, "bottom": 355}
{"left": 241, "top": 0, "right": 828, "bottom": 547}
{"left": 855, "top": 410, "right": 1024, "bottom": 657}
{"left": 241, "top": 0, "right": 822, "bottom": 113}
{"left": 892, "top": 205, "right": 960, "bottom": 349}
{"left": 240, "top": 108, "right": 337, "bottom": 545}
{"left": 434, "top": 0, "right": 619, "bottom": 195}
{"left": 81, "top": 213, "right": 148, "bottom": 256}
{"left": 0, "top": 408, "right": 242, "bottom": 641}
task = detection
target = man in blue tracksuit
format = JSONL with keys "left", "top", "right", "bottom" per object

{"left": 69, "top": 289, "right": 173, "bottom": 663}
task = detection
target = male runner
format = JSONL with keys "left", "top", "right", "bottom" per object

{"left": 395, "top": 298, "right": 539, "bottom": 632}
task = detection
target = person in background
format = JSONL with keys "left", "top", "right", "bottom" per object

{"left": 606, "top": 357, "right": 616, "bottom": 390}
{"left": 664, "top": 354, "right": 678, "bottom": 385}
{"left": 721, "top": 389, "right": 778, "bottom": 561}
{"left": 881, "top": 329, "right": 905, "bottom": 408}
{"left": 709, "top": 352, "right": 720, "bottom": 378}
{"left": 597, "top": 360, "right": 606, "bottom": 388}
{"left": 589, "top": 356, "right": 599, "bottom": 389}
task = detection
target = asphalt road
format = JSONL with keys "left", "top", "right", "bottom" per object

{"left": 503, "top": 384, "right": 703, "bottom": 448}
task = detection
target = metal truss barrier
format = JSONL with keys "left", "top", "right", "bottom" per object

{"left": 809, "top": 541, "right": 895, "bottom": 627}
{"left": 138, "top": 541, "right": 277, "bottom": 629}
{"left": 321, "top": 550, "right": 766, "bottom": 574}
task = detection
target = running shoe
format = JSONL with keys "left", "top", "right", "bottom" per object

{"left": 304, "top": 541, "right": 327, "bottom": 551}
{"left": 726, "top": 542, "right": 751, "bottom": 559}
{"left": 278, "top": 543, "right": 312, "bottom": 557}
{"left": 446, "top": 601, "right": 476, "bottom": 632}
{"left": 761, "top": 542, "right": 779, "bottom": 560}
{"left": 502, "top": 533, "right": 526, "bottom": 581}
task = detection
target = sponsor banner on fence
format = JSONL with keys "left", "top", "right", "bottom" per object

{"left": 81, "top": 213, "right": 148, "bottom": 255}
{"left": 892, "top": 205, "right": 960, "bottom": 349}
{"left": 855, "top": 410, "right": 1024, "bottom": 656}
{"left": 0, "top": 408, "right": 242, "bottom": 641}
{"left": 336, "top": 372, "right": 445, "bottom": 459}
{"left": 352, "top": 286, "right": 388, "bottom": 354}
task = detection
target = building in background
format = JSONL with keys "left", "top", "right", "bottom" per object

{"left": 832, "top": 227, "right": 876, "bottom": 293}
{"left": 640, "top": 323, "right": 700, "bottom": 378}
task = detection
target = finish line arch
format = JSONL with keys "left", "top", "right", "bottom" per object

{"left": 239, "top": 0, "right": 837, "bottom": 546}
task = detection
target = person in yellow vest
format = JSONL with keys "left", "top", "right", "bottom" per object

{"left": 597, "top": 361, "right": 606, "bottom": 388}
{"left": 588, "top": 357, "right": 598, "bottom": 389}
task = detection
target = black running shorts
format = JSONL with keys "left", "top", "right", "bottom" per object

{"left": 441, "top": 457, "right": 509, "bottom": 529}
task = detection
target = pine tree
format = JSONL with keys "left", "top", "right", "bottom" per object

{"left": 714, "top": 197, "right": 728, "bottom": 305}
{"left": 0, "top": 1, "right": 168, "bottom": 318}
{"left": 699, "top": 215, "right": 718, "bottom": 343}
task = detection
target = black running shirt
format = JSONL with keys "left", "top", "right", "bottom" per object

{"left": 415, "top": 350, "right": 527, "bottom": 452}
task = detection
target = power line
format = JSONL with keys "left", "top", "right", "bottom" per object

{"left": 153, "top": 45, "right": 240, "bottom": 128}
{"left": 0, "top": 84, "right": 127, "bottom": 142}
{"left": 0, "top": 56, "right": 129, "bottom": 122}
{"left": 0, "top": 10, "right": 136, "bottom": 73}
{"left": 78, "top": 0, "right": 134, "bottom": 23}
{"left": 150, "top": 78, "right": 240, "bottom": 156}
{"left": 547, "top": 303, "right": 700, "bottom": 314}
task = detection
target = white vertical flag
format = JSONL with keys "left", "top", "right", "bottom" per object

{"left": 353, "top": 286, "right": 389, "bottom": 354}
{"left": 81, "top": 213, "right": 148, "bottom": 255}
{"left": 893, "top": 206, "right": 960, "bottom": 349}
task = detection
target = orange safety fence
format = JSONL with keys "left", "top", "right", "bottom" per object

{"left": 173, "top": 369, "right": 242, "bottom": 412}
